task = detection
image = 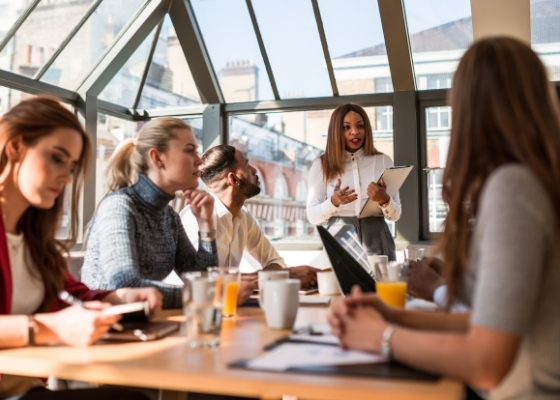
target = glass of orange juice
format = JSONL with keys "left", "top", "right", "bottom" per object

{"left": 209, "top": 267, "right": 240, "bottom": 317}
{"left": 374, "top": 261, "right": 408, "bottom": 308}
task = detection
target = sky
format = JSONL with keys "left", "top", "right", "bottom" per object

{"left": 191, "top": 0, "right": 473, "bottom": 102}
{"left": 1, "top": 0, "right": 473, "bottom": 104}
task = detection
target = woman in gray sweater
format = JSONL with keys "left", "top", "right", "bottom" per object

{"left": 329, "top": 38, "right": 560, "bottom": 399}
{"left": 82, "top": 118, "right": 218, "bottom": 309}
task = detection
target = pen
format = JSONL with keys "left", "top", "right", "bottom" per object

{"left": 58, "top": 290, "right": 124, "bottom": 332}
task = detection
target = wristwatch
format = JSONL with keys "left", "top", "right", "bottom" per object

{"left": 199, "top": 229, "right": 216, "bottom": 240}
{"left": 380, "top": 324, "right": 397, "bottom": 359}
{"left": 27, "top": 316, "right": 37, "bottom": 346}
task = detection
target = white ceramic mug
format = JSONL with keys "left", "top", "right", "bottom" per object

{"left": 258, "top": 270, "right": 289, "bottom": 309}
{"left": 316, "top": 270, "right": 341, "bottom": 295}
{"left": 263, "top": 279, "right": 300, "bottom": 330}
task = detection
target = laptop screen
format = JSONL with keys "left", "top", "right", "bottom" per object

{"left": 326, "top": 224, "right": 372, "bottom": 275}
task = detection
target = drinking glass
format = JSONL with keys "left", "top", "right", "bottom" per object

{"left": 374, "top": 261, "right": 408, "bottom": 308}
{"left": 181, "top": 271, "right": 222, "bottom": 348}
{"left": 403, "top": 247, "right": 425, "bottom": 263}
{"left": 209, "top": 267, "right": 240, "bottom": 317}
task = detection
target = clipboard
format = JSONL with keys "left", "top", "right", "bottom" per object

{"left": 359, "top": 165, "right": 413, "bottom": 219}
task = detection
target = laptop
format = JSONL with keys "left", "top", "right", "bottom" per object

{"left": 317, "top": 225, "right": 376, "bottom": 295}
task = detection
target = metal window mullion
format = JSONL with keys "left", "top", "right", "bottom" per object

{"left": 311, "top": 0, "right": 338, "bottom": 96}
{"left": 75, "top": 0, "right": 158, "bottom": 94}
{"left": 0, "top": 0, "right": 41, "bottom": 54}
{"left": 132, "top": 17, "right": 164, "bottom": 110}
{"left": 245, "top": 0, "right": 280, "bottom": 100}
{"left": 33, "top": 0, "right": 105, "bottom": 81}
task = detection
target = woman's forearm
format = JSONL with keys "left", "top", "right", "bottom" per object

{"left": 0, "top": 316, "right": 28, "bottom": 348}
{"left": 0, "top": 315, "right": 58, "bottom": 348}
{"left": 391, "top": 326, "right": 520, "bottom": 389}
{"left": 394, "top": 309, "right": 470, "bottom": 332}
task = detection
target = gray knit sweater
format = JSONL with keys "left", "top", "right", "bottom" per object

{"left": 81, "top": 174, "right": 217, "bottom": 309}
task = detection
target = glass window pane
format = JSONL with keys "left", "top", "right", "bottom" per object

{"left": 41, "top": 0, "right": 147, "bottom": 89}
{"left": 318, "top": 0, "right": 392, "bottom": 95}
{"left": 96, "top": 115, "right": 202, "bottom": 205}
{"left": 403, "top": 0, "right": 473, "bottom": 90}
{"left": 99, "top": 27, "right": 157, "bottom": 107}
{"left": 138, "top": 15, "right": 202, "bottom": 109}
{"left": 252, "top": 0, "right": 332, "bottom": 99}
{"left": 0, "top": 1, "right": 30, "bottom": 45}
{"left": 228, "top": 106, "right": 394, "bottom": 242}
{"left": 0, "top": 86, "right": 34, "bottom": 116}
{"left": 0, "top": 0, "right": 98, "bottom": 79}
{"left": 531, "top": 0, "right": 560, "bottom": 81}
{"left": 191, "top": 0, "right": 273, "bottom": 103}
{"left": 425, "top": 106, "right": 452, "bottom": 232}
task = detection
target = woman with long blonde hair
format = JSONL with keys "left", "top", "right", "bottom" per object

{"left": 0, "top": 97, "right": 159, "bottom": 399}
{"left": 307, "top": 103, "right": 401, "bottom": 260}
{"left": 81, "top": 118, "right": 218, "bottom": 309}
{"left": 329, "top": 37, "right": 560, "bottom": 398}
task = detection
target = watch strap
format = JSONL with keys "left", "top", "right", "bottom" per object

{"left": 199, "top": 229, "right": 216, "bottom": 240}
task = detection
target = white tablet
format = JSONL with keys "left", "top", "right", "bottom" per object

{"left": 359, "top": 165, "right": 413, "bottom": 219}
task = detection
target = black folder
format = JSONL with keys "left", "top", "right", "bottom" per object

{"left": 229, "top": 337, "right": 438, "bottom": 382}
{"left": 317, "top": 225, "right": 376, "bottom": 295}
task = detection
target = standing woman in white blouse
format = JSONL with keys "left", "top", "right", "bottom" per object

{"left": 307, "top": 103, "right": 401, "bottom": 260}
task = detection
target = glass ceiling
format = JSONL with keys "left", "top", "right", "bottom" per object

{"left": 0, "top": 0, "right": 558, "bottom": 111}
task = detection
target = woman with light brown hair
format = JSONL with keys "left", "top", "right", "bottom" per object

{"left": 0, "top": 97, "right": 159, "bottom": 399}
{"left": 81, "top": 118, "right": 219, "bottom": 309}
{"left": 329, "top": 37, "right": 560, "bottom": 398}
{"left": 307, "top": 103, "right": 401, "bottom": 260}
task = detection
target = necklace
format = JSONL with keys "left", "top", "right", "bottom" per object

{"left": 7, "top": 233, "right": 24, "bottom": 253}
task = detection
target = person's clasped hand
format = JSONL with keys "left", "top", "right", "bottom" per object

{"left": 406, "top": 259, "right": 445, "bottom": 301}
{"left": 328, "top": 286, "right": 393, "bottom": 352}
{"left": 288, "top": 265, "right": 321, "bottom": 289}
{"left": 331, "top": 179, "right": 358, "bottom": 207}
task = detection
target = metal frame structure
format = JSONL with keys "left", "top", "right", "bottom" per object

{"left": 0, "top": 0, "right": 545, "bottom": 244}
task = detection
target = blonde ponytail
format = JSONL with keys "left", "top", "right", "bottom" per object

{"left": 104, "top": 117, "right": 193, "bottom": 192}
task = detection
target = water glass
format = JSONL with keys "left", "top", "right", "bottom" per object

{"left": 403, "top": 247, "right": 425, "bottom": 263}
{"left": 209, "top": 267, "right": 240, "bottom": 317}
{"left": 181, "top": 272, "right": 222, "bottom": 348}
{"left": 367, "top": 255, "right": 388, "bottom": 277}
{"left": 374, "top": 261, "right": 408, "bottom": 308}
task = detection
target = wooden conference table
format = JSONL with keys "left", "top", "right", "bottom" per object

{"left": 0, "top": 305, "right": 462, "bottom": 400}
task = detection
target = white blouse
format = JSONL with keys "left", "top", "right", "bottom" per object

{"left": 306, "top": 148, "right": 402, "bottom": 225}
{"left": 6, "top": 232, "right": 44, "bottom": 315}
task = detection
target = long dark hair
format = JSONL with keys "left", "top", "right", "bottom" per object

{"left": 438, "top": 37, "right": 560, "bottom": 306}
{"left": 320, "top": 103, "right": 380, "bottom": 182}
{"left": 0, "top": 97, "right": 91, "bottom": 310}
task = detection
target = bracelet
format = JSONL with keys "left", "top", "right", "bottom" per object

{"left": 199, "top": 229, "right": 216, "bottom": 240}
{"left": 380, "top": 324, "right": 397, "bottom": 359}
{"left": 27, "top": 316, "right": 37, "bottom": 346}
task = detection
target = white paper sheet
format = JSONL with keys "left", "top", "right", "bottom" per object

{"left": 246, "top": 343, "right": 387, "bottom": 371}
{"left": 298, "top": 296, "right": 331, "bottom": 305}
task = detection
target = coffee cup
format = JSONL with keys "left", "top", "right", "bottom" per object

{"left": 316, "top": 270, "right": 341, "bottom": 295}
{"left": 263, "top": 279, "right": 300, "bottom": 330}
{"left": 258, "top": 270, "right": 289, "bottom": 309}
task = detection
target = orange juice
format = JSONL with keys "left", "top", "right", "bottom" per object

{"left": 222, "top": 281, "right": 240, "bottom": 316}
{"left": 376, "top": 281, "right": 408, "bottom": 308}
